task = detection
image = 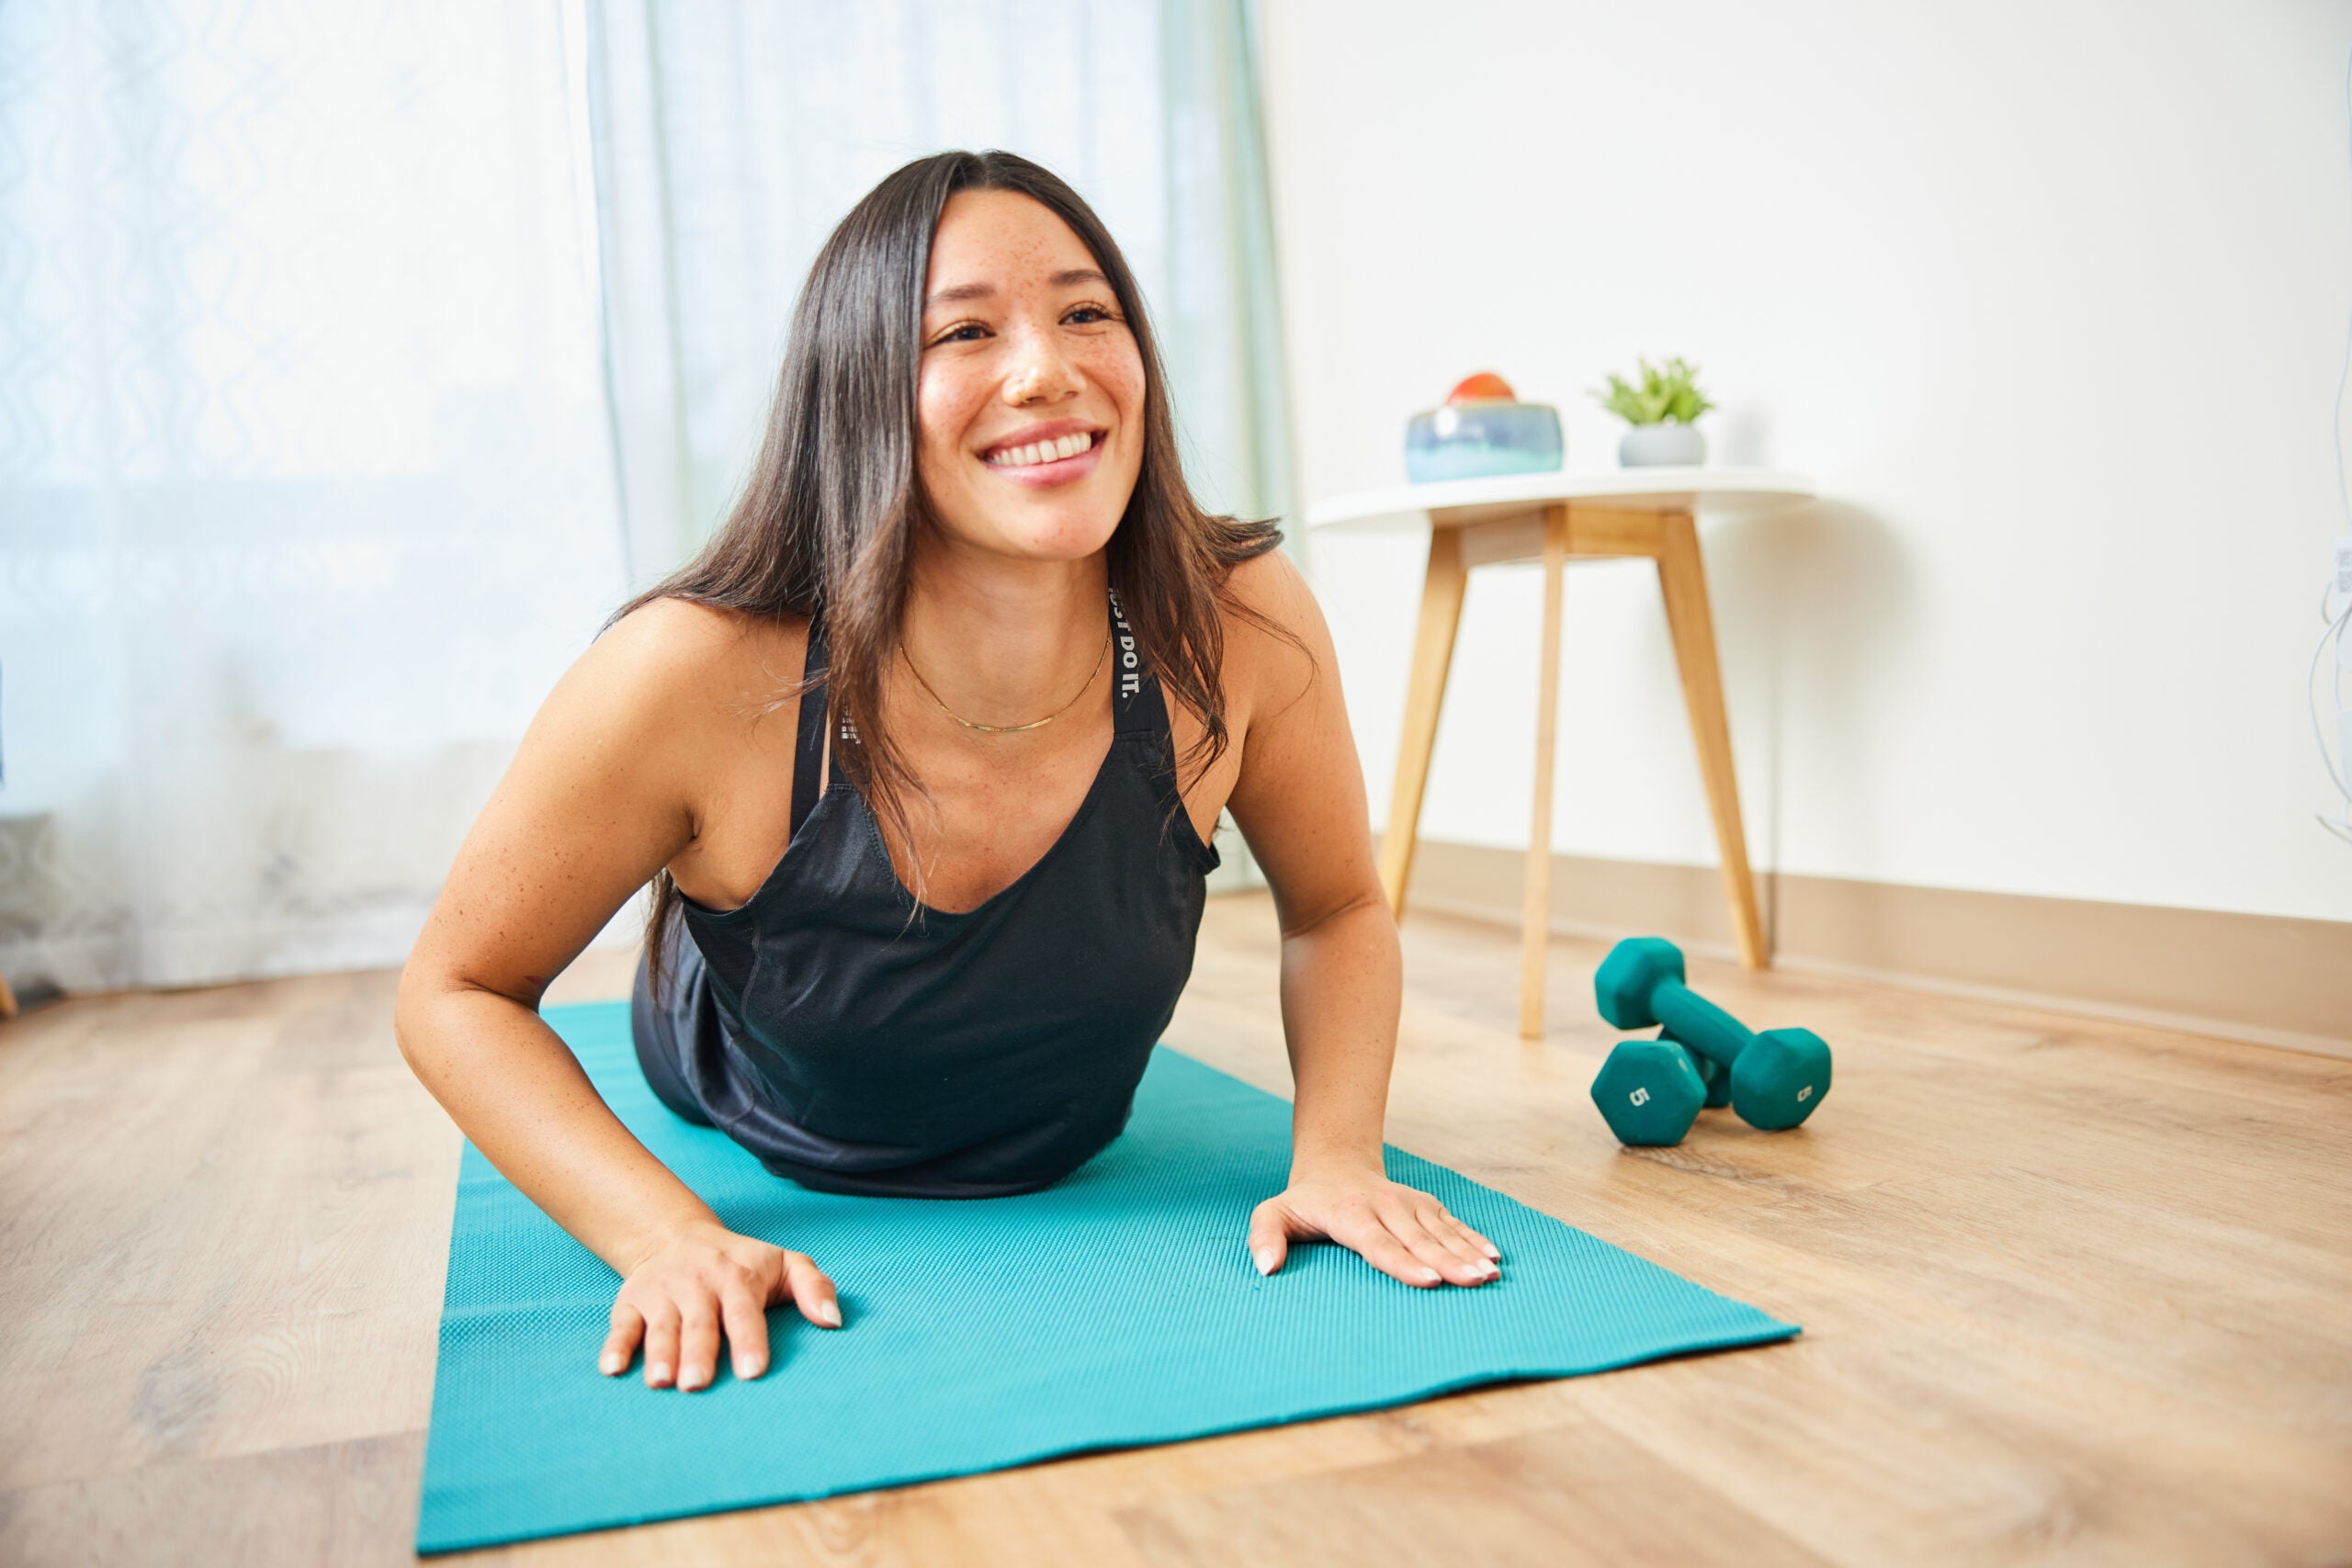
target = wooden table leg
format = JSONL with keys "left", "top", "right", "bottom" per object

{"left": 1655, "top": 511, "right": 1768, "bottom": 968}
{"left": 1378, "top": 526, "right": 1467, "bottom": 918}
{"left": 1520, "top": 508, "right": 1570, "bottom": 1037}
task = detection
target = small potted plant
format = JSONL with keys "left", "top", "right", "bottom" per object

{"left": 1592, "top": 355, "right": 1715, "bottom": 468}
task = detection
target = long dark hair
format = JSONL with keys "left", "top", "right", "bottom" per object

{"left": 623, "top": 149, "right": 1283, "bottom": 995}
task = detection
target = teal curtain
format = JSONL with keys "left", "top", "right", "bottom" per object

{"left": 1156, "top": 0, "right": 1295, "bottom": 536}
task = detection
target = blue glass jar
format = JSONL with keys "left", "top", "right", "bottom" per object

{"left": 1405, "top": 400, "right": 1565, "bottom": 483}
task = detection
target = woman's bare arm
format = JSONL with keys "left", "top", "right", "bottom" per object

{"left": 1218, "top": 551, "right": 1501, "bottom": 1288}
{"left": 394, "top": 599, "right": 840, "bottom": 1389}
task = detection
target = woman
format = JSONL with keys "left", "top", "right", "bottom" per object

{"left": 396, "top": 150, "right": 1501, "bottom": 1398}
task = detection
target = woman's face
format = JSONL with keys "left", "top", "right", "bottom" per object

{"left": 915, "top": 189, "right": 1146, "bottom": 565}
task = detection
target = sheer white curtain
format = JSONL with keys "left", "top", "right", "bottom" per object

{"left": 0, "top": 1, "right": 628, "bottom": 991}
{"left": 0, "top": 0, "right": 1294, "bottom": 994}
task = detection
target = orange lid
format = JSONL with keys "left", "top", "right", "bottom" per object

{"left": 1446, "top": 372, "right": 1517, "bottom": 404}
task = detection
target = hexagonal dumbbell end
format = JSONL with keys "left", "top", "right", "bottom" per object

{"left": 1593, "top": 936, "right": 1685, "bottom": 1031}
{"left": 1728, "top": 1028, "right": 1833, "bottom": 1131}
{"left": 1589, "top": 1038, "right": 1708, "bottom": 1146}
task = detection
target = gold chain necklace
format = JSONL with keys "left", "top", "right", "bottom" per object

{"left": 900, "top": 625, "right": 1112, "bottom": 735}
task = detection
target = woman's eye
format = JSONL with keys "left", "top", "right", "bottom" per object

{"left": 1065, "top": 305, "right": 1114, "bottom": 325}
{"left": 931, "top": 323, "right": 989, "bottom": 346}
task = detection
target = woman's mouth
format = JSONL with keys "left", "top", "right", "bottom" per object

{"left": 980, "top": 429, "right": 1104, "bottom": 487}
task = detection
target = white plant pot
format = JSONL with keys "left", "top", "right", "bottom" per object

{"left": 1617, "top": 423, "right": 1706, "bottom": 468}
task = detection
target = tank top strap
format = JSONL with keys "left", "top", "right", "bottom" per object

{"left": 789, "top": 615, "right": 833, "bottom": 839}
{"left": 1108, "top": 587, "right": 1165, "bottom": 740}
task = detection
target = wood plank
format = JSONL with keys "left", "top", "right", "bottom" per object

{"left": 1455, "top": 513, "right": 1544, "bottom": 569}
{"left": 1377, "top": 527, "right": 1469, "bottom": 918}
{"left": 1580, "top": 1303, "right": 2352, "bottom": 1567}
{"left": 0, "top": 1432, "right": 425, "bottom": 1568}
{"left": 1561, "top": 503, "right": 1667, "bottom": 557}
{"left": 1654, "top": 510, "right": 1767, "bottom": 968}
{"left": 1114, "top": 1411, "right": 1834, "bottom": 1568}
{"left": 1519, "top": 507, "right": 1570, "bottom": 1038}
{"left": 0, "top": 971, "right": 453, "bottom": 1491}
{"left": 1430, "top": 503, "right": 1665, "bottom": 566}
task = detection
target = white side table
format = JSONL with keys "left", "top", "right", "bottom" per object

{"left": 1307, "top": 467, "right": 1819, "bottom": 1037}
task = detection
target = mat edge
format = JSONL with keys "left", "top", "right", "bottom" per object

{"left": 413, "top": 1319, "right": 1801, "bottom": 1554}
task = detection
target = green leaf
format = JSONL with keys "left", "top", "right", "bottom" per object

{"left": 1597, "top": 355, "right": 1711, "bottom": 424}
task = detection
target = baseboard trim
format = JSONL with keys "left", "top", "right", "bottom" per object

{"left": 1405, "top": 840, "right": 2352, "bottom": 1060}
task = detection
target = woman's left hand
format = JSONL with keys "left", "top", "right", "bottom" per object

{"left": 1246, "top": 1167, "right": 1502, "bottom": 1288}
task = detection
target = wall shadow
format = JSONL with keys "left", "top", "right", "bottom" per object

{"left": 1699, "top": 495, "right": 1918, "bottom": 954}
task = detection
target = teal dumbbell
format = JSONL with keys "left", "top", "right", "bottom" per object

{"left": 1589, "top": 1035, "right": 1706, "bottom": 1145}
{"left": 1680, "top": 1032, "right": 1734, "bottom": 1109}
{"left": 1589, "top": 1029, "right": 1728, "bottom": 1146}
{"left": 1593, "top": 937, "right": 1832, "bottom": 1132}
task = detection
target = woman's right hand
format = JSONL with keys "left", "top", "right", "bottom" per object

{"left": 602, "top": 1220, "right": 842, "bottom": 1390}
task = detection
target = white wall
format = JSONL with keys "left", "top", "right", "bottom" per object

{"left": 1260, "top": 0, "right": 2352, "bottom": 924}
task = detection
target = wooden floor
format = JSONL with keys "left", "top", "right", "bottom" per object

{"left": 2, "top": 893, "right": 2348, "bottom": 1566}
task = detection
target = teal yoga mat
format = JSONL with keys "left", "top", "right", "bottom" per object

{"left": 418, "top": 1002, "right": 1797, "bottom": 1552}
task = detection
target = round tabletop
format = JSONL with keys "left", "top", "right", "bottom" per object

{"left": 1306, "top": 466, "right": 1818, "bottom": 531}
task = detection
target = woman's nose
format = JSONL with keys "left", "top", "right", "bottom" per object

{"left": 1001, "top": 323, "right": 1083, "bottom": 405}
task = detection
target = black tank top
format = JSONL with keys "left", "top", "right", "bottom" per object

{"left": 639, "top": 589, "right": 1219, "bottom": 1198}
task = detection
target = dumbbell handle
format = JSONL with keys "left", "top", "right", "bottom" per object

{"left": 1647, "top": 979, "right": 1755, "bottom": 1071}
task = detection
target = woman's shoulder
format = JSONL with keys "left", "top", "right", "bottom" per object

{"left": 603, "top": 594, "right": 809, "bottom": 676}
{"left": 570, "top": 596, "right": 812, "bottom": 734}
{"left": 1218, "top": 544, "right": 1313, "bottom": 626}
{"left": 1215, "top": 546, "right": 1328, "bottom": 710}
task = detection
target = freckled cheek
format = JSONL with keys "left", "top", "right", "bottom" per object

{"left": 915, "top": 373, "right": 981, "bottom": 484}
{"left": 1085, "top": 342, "right": 1148, "bottom": 442}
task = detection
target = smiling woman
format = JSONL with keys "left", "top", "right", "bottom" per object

{"left": 394, "top": 151, "right": 1502, "bottom": 1401}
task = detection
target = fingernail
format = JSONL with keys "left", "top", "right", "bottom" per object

{"left": 681, "top": 1371, "right": 707, "bottom": 1392}
{"left": 1419, "top": 1268, "right": 1441, "bottom": 1283}
{"left": 647, "top": 1361, "right": 672, "bottom": 1385}
{"left": 819, "top": 1300, "right": 842, "bottom": 1327}
{"left": 1251, "top": 1247, "right": 1275, "bottom": 1275}
{"left": 1475, "top": 1260, "right": 1498, "bottom": 1278}
{"left": 599, "top": 1351, "right": 623, "bottom": 1375}
{"left": 736, "top": 1357, "right": 763, "bottom": 1380}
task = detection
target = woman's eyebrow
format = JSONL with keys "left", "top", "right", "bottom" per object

{"left": 923, "top": 269, "right": 1109, "bottom": 309}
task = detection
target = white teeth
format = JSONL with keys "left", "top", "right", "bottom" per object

{"left": 987, "top": 432, "right": 1095, "bottom": 468}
